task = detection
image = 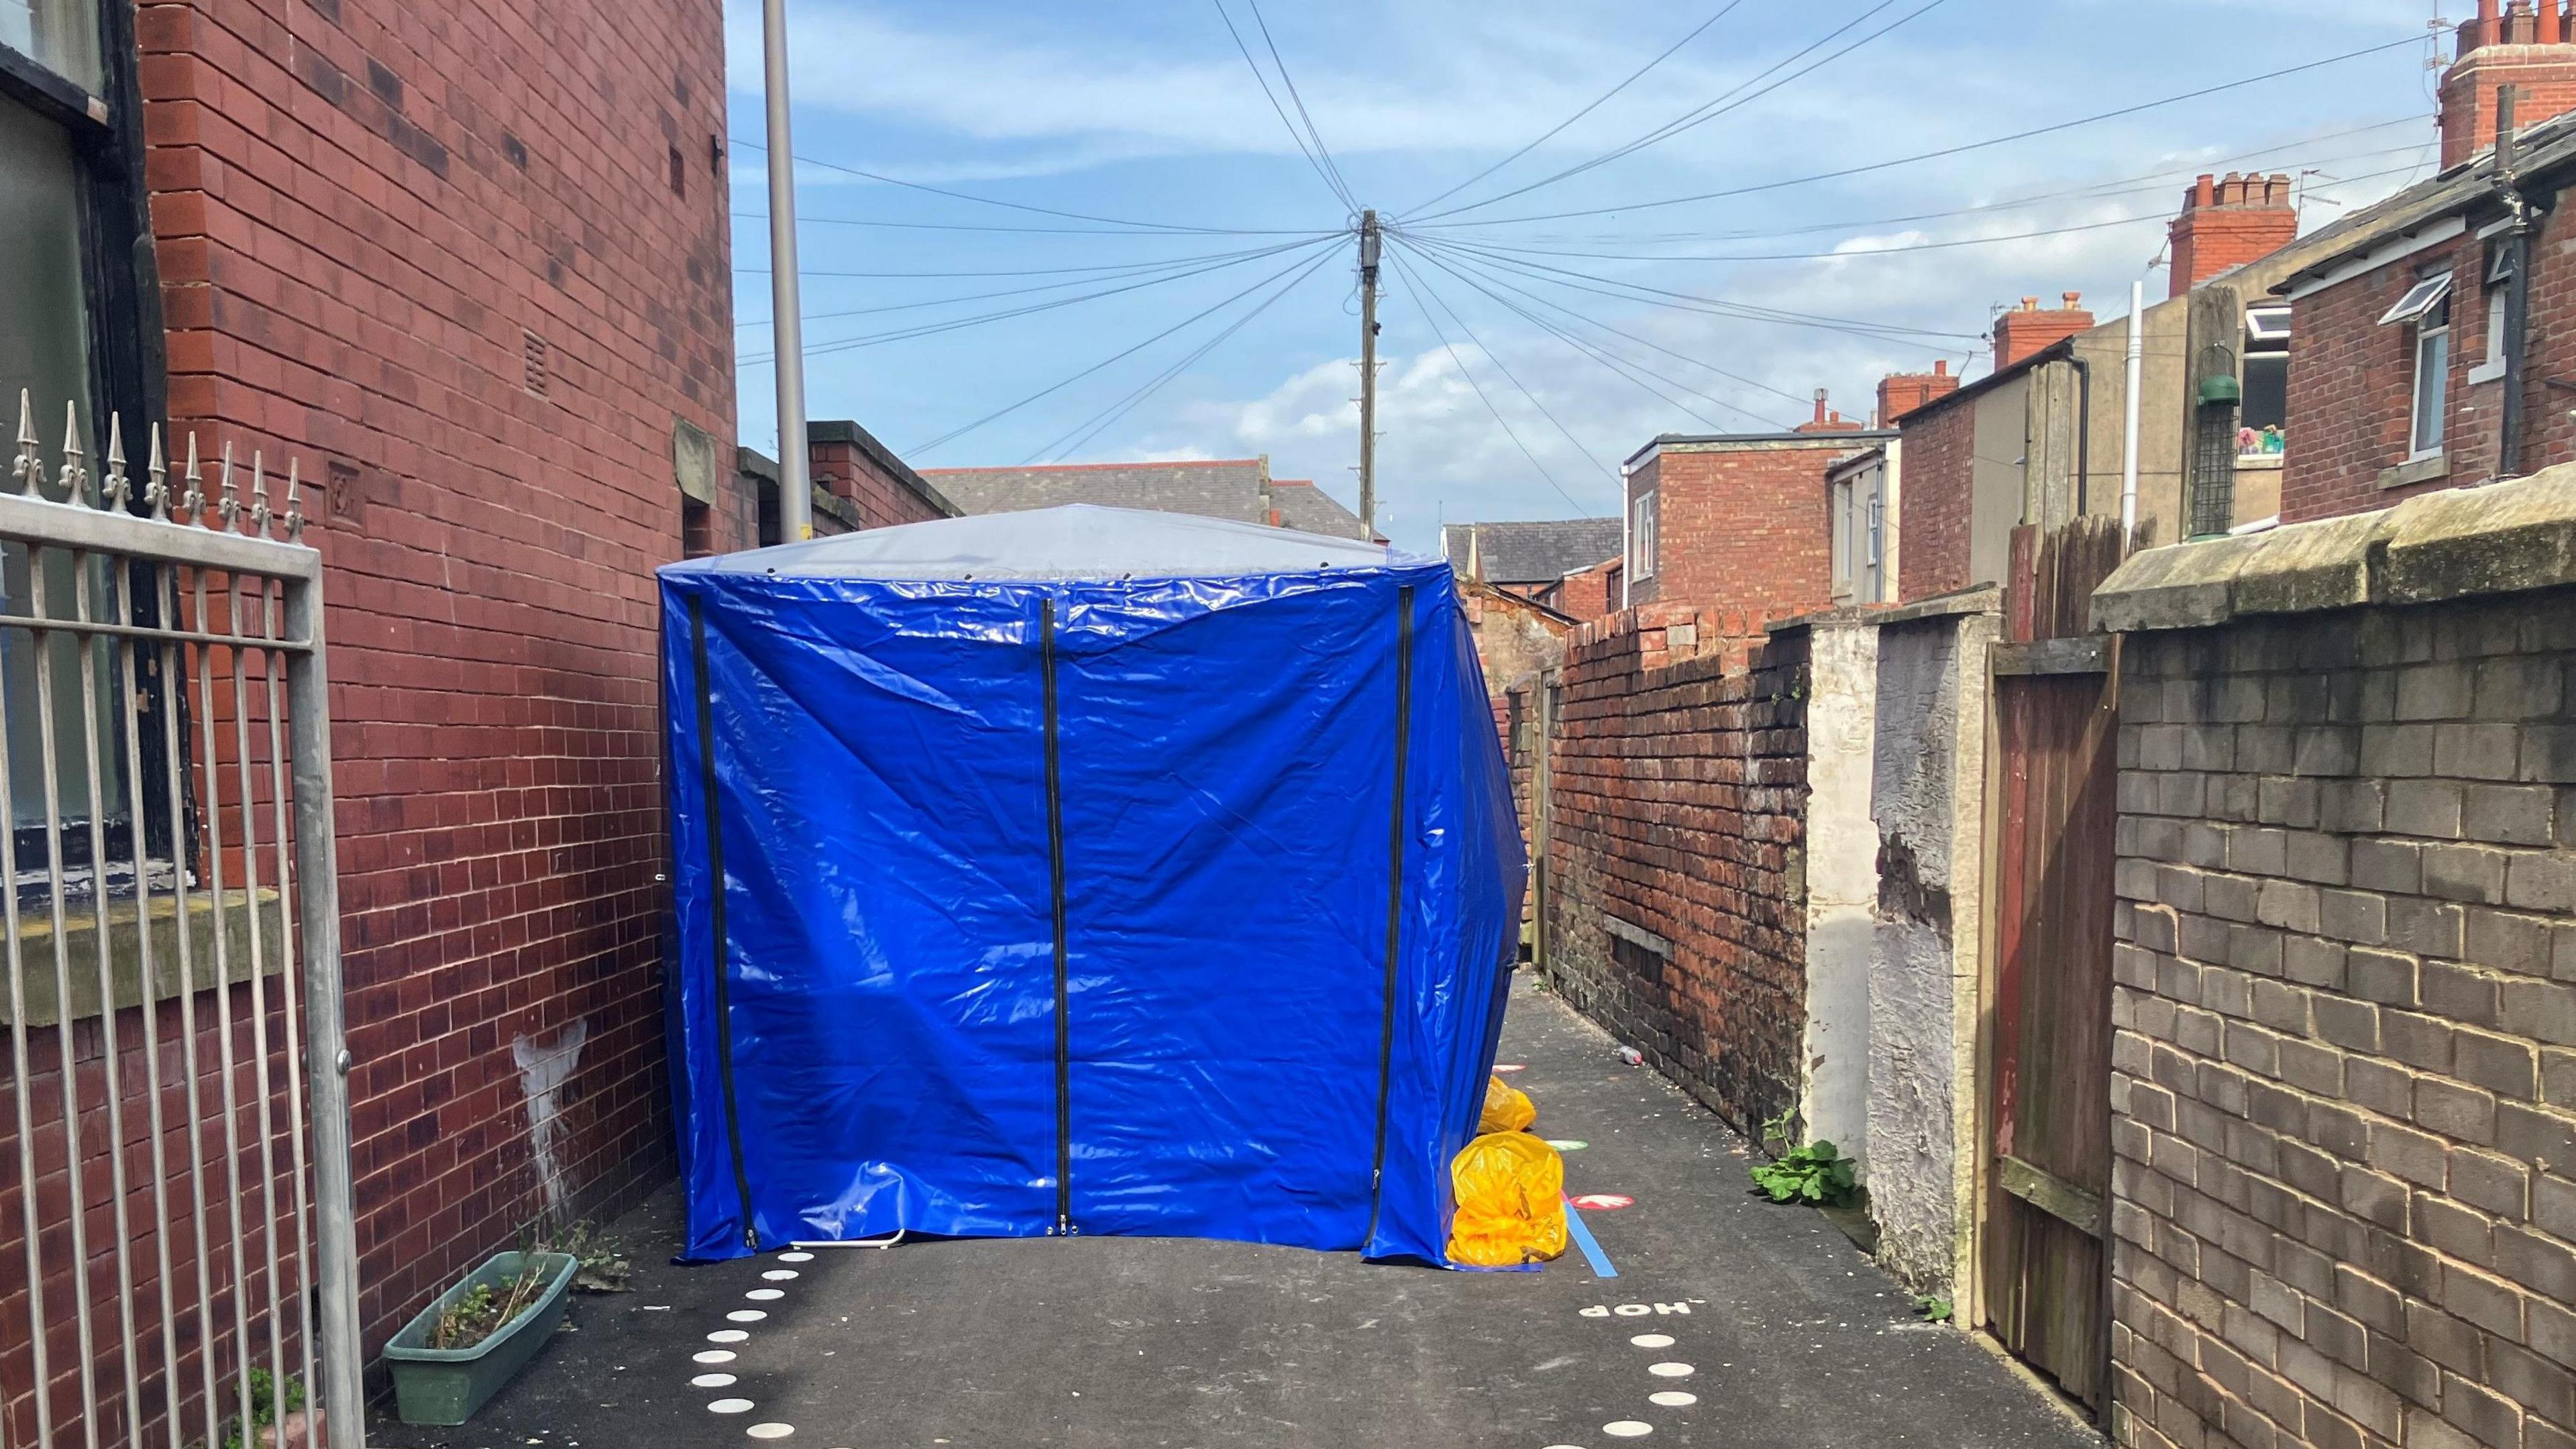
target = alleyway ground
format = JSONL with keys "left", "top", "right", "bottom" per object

{"left": 374, "top": 978, "right": 2102, "bottom": 1448}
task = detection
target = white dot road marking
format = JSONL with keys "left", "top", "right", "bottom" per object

{"left": 1629, "top": 1333, "right": 1674, "bottom": 1348}
{"left": 707, "top": 1330, "right": 750, "bottom": 1344}
{"left": 694, "top": 1350, "right": 737, "bottom": 1364}
{"left": 1605, "top": 1421, "right": 1654, "bottom": 1438}
{"left": 746, "top": 1427, "right": 795, "bottom": 1441}
{"left": 762, "top": 1270, "right": 800, "bottom": 1281}
{"left": 708, "top": 1399, "right": 755, "bottom": 1415}
{"left": 746, "top": 1289, "right": 786, "bottom": 1301}
{"left": 727, "top": 1310, "right": 769, "bottom": 1324}
{"left": 692, "top": 1374, "right": 738, "bottom": 1389}
{"left": 1648, "top": 1362, "right": 1694, "bottom": 1378}
{"left": 776, "top": 1251, "right": 815, "bottom": 1263}
{"left": 1650, "top": 1391, "right": 1698, "bottom": 1407}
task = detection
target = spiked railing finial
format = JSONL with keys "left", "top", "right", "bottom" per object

{"left": 104, "top": 415, "right": 130, "bottom": 511}
{"left": 57, "top": 401, "right": 87, "bottom": 505}
{"left": 283, "top": 460, "right": 305, "bottom": 543}
{"left": 248, "top": 451, "right": 272, "bottom": 537}
{"left": 180, "top": 433, "right": 205, "bottom": 521}
{"left": 11, "top": 390, "right": 36, "bottom": 494}
{"left": 217, "top": 441, "right": 240, "bottom": 531}
{"left": 146, "top": 424, "right": 169, "bottom": 519}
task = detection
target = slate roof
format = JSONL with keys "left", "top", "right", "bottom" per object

{"left": 918, "top": 460, "right": 1369, "bottom": 541}
{"left": 1442, "top": 519, "right": 1624, "bottom": 586}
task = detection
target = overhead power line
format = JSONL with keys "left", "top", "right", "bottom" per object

{"left": 1411, "top": 32, "right": 2428, "bottom": 229}
{"left": 740, "top": 237, "right": 1334, "bottom": 366}
{"left": 1403, "top": 0, "right": 1753, "bottom": 216}
{"left": 733, "top": 137, "right": 1303, "bottom": 235}
{"left": 1409, "top": 0, "right": 1951, "bottom": 224}
{"left": 738, "top": 239, "right": 1344, "bottom": 329}
{"left": 1383, "top": 249, "right": 1601, "bottom": 515}
{"left": 1245, "top": 0, "right": 1359, "bottom": 211}
{"left": 733, "top": 210, "right": 1340, "bottom": 238}
{"left": 1213, "top": 0, "right": 1356, "bottom": 211}
{"left": 908, "top": 244, "right": 1344, "bottom": 457}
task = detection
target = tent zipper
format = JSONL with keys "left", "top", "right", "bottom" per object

{"left": 692, "top": 599, "right": 760, "bottom": 1251}
{"left": 1042, "top": 597, "right": 1074, "bottom": 1236}
{"left": 1362, "top": 585, "right": 1415, "bottom": 1248}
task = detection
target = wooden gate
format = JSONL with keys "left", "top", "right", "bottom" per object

{"left": 1979, "top": 517, "right": 2128, "bottom": 1415}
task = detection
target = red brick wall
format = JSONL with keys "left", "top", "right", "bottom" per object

{"left": 810, "top": 425, "right": 955, "bottom": 530}
{"left": 1540, "top": 606, "right": 1806, "bottom": 1136}
{"left": 1879, "top": 364, "right": 1959, "bottom": 425}
{"left": 2270, "top": 215, "right": 2576, "bottom": 525}
{"left": 140, "top": 0, "right": 733, "bottom": 1355}
{"left": 1995, "top": 299, "right": 2094, "bottom": 369}
{"left": 1627, "top": 443, "right": 1843, "bottom": 621}
{"left": 2167, "top": 174, "right": 2296, "bottom": 299}
{"left": 1897, "top": 398, "right": 1977, "bottom": 601}
{"left": 2440, "top": 38, "right": 2576, "bottom": 168}
{"left": 1542, "top": 558, "right": 1619, "bottom": 621}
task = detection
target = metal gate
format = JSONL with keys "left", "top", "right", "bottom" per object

{"left": 1, "top": 396, "right": 361, "bottom": 1448}
{"left": 1978, "top": 517, "right": 2128, "bottom": 1418}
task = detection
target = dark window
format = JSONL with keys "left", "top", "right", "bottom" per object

{"left": 755, "top": 479, "right": 782, "bottom": 549}
{"left": 668, "top": 144, "right": 686, "bottom": 199}
{"left": 2241, "top": 352, "right": 2288, "bottom": 436}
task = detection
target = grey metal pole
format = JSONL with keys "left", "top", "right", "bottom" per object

{"left": 1358, "top": 210, "right": 1380, "bottom": 540}
{"left": 2121, "top": 280, "right": 2143, "bottom": 535}
{"left": 764, "top": 0, "right": 813, "bottom": 541}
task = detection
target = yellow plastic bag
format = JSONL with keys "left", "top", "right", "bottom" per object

{"left": 1448, "top": 1130, "right": 1568, "bottom": 1267}
{"left": 1479, "top": 1074, "right": 1536, "bottom": 1134}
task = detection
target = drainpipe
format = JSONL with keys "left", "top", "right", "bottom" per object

{"left": 2498, "top": 85, "right": 2536, "bottom": 480}
{"left": 2068, "top": 352, "right": 2094, "bottom": 519}
{"left": 1619, "top": 461, "right": 1633, "bottom": 610}
{"left": 2122, "top": 280, "right": 2145, "bottom": 534}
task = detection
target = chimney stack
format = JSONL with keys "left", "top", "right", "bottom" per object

{"left": 1792, "top": 387, "right": 1864, "bottom": 433}
{"left": 1878, "top": 360, "right": 1960, "bottom": 425}
{"left": 2167, "top": 170, "right": 2299, "bottom": 299}
{"left": 1992, "top": 293, "right": 2096, "bottom": 370}
{"left": 2440, "top": 0, "right": 2576, "bottom": 168}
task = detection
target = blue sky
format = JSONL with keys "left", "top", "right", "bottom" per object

{"left": 726, "top": 0, "right": 2449, "bottom": 551}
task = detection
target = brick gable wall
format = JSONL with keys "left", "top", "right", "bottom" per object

{"left": 1540, "top": 607, "right": 1807, "bottom": 1138}
{"left": 138, "top": 0, "right": 733, "bottom": 1348}
{"left": 1627, "top": 445, "right": 1839, "bottom": 621}
{"left": 810, "top": 437, "right": 952, "bottom": 531}
{"left": 1898, "top": 400, "right": 1978, "bottom": 601}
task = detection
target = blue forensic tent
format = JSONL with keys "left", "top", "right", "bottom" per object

{"left": 659, "top": 505, "right": 1525, "bottom": 1265}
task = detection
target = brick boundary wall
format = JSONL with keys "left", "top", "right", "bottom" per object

{"left": 2106, "top": 594, "right": 2576, "bottom": 1449}
{"left": 1540, "top": 605, "right": 1809, "bottom": 1137}
{"left": 1898, "top": 399, "right": 1978, "bottom": 602}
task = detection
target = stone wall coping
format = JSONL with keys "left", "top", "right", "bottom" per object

{"left": 2092, "top": 464, "right": 2576, "bottom": 632}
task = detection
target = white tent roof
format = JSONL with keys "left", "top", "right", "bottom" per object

{"left": 665, "top": 504, "right": 1417, "bottom": 580}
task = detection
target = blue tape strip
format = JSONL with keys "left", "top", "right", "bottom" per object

{"left": 1562, "top": 1197, "right": 1617, "bottom": 1279}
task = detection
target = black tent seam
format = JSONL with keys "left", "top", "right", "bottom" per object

{"left": 1363, "top": 584, "right": 1415, "bottom": 1250}
{"left": 1042, "top": 596, "right": 1073, "bottom": 1235}
{"left": 693, "top": 599, "right": 759, "bottom": 1250}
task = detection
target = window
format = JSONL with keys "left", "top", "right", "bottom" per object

{"left": 1830, "top": 479, "right": 1853, "bottom": 592}
{"left": 2239, "top": 306, "right": 2290, "bottom": 461}
{"left": 2410, "top": 294, "right": 2451, "bottom": 460}
{"left": 1630, "top": 489, "right": 1658, "bottom": 581}
{"left": 3, "top": 1, "right": 166, "bottom": 889}
{"left": 2471, "top": 239, "right": 2515, "bottom": 386}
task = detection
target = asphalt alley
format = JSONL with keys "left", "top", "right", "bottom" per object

{"left": 372, "top": 975, "right": 2103, "bottom": 1448}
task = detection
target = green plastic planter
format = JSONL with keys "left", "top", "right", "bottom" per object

{"left": 384, "top": 1251, "right": 578, "bottom": 1426}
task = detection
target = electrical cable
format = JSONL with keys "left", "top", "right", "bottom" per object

{"left": 736, "top": 238, "right": 1329, "bottom": 330}
{"left": 1400, "top": 237, "right": 1787, "bottom": 432}
{"left": 906, "top": 245, "right": 1348, "bottom": 457}
{"left": 737, "top": 237, "right": 1336, "bottom": 280}
{"left": 741, "top": 236, "right": 1338, "bottom": 366}
{"left": 1213, "top": 0, "right": 1358, "bottom": 211}
{"left": 735, "top": 210, "right": 1342, "bottom": 238}
{"left": 1402, "top": 0, "right": 1752, "bottom": 216}
{"left": 1407, "top": 237, "right": 1818, "bottom": 413}
{"left": 1031, "top": 248, "right": 1339, "bottom": 462}
{"left": 1411, "top": 33, "right": 2428, "bottom": 229}
{"left": 1389, "top": 248, "right": 1621, "bottom": 496}
{"left": 1383, "top": 249, "right": 1601, "bottom": 515}
{"left": 1409, "top": 0, "right": 1949, "bottom": 223}
{"left": 733, "top": 137, "right": 1310, "bottom": 235}
{"left": 1245, "top": 0, "right": 1360, "bottom": 211}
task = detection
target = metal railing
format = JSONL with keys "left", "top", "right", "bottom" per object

{"left": 1, "top": 393, "right": 358, "bottom": 1449}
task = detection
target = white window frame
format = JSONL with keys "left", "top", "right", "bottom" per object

{"left": 2379, "top": 272, "right": 2453, "bottom": 327}
{"left": 1630, "top": 488, "right": 1659, "bottom": 580}
{"left": 2408, "top": 297, "right": 2451, "bottom": 461}
{"left": 1830, "top": 478, "right": 1853, "bottom": 594}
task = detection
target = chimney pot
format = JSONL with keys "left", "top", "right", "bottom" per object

{"left": 2021, "top": 297, "right": 2040, "bottom": 310}
{"left": 2062, "top": 291, "right": 2082, "bottom": 308}
{"left": 2481, "top": 0, "right": 2502, "bottom": 48}
{"left": 2544, "top": 0, "right": 2564, "bottom": 42}
{"left": 1933, "top": 360, "right": 1948, "bottom": 376}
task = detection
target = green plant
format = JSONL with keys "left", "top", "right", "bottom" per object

{"left": 215, "top": 1368, "right": 305, "bottom": 1449}
{"left": 429, "top": 1260, "right": 550, "bottom": 1350}
{"left": 535, "top": 1219, "right": 633, "bottom": 1294}
{"left": 1757, "top": 1108, "right": 1801, "bottom": 1154}
{"left": 1915, "top": 1295, "right": 1953, "bottom": 1324}
{"left": 1748, "top": 1138, "right": 1859, "bottom": 1206}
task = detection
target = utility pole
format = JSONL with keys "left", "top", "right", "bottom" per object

{"left": 763, "top": 0, "right": 813, "bottom": 541}
{"left": 1358, "top": 209, "right": 1381, "bottom": 541}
